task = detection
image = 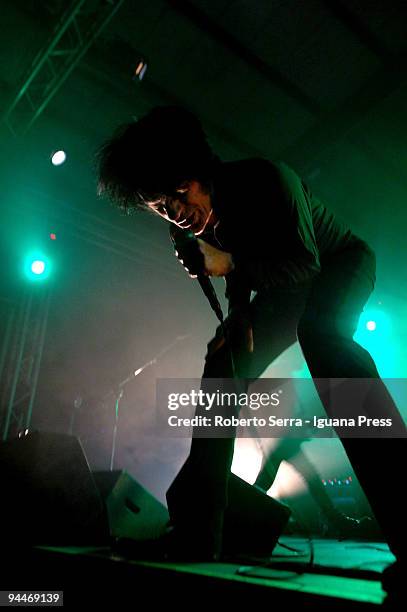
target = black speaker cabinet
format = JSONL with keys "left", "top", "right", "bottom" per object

{"left": 93, "top": 470, "right": 170, "bottom": 541}
{"left": 224, "top": 474, "right": 291, "bottom": 555}
{"left": 166, "top": 459, "right": 291, "bottom": 557}
{"left": 0, "top": 432, "right": 109, "bottom": 545}
{"left": 93, "top": 470, "right": 291, "bottom": 556}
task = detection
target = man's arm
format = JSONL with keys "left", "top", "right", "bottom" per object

{"left": 194, "top": 240, "right": 254, "bottom": 355}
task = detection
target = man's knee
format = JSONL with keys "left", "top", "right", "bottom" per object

{"left": 205, "top": 325, "right": 224, "bottom": 358}
{"left": 297, "top": 317, "right": 353, "bottom": 350}
{"left": 203, "top": 337, "right": 231, "bottom": 378}
{"left": 298, "top": 318, "right": 379, "bottom": 378}
{"left": 297, "top": 319, "right": 325, "bottom": 349}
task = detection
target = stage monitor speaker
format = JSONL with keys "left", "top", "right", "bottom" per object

{"left": 223, "top": 474, "right": 291, "bottom": 556}
{"left": 93, "top": 470, "right": 290, "bottom": 557}
{"left": 166, "top": 460, "right": 292, "bottom": 557}
{"left": 0, "top": 432, "right": 109, "bottom": 546}
{"left": 93, "top": 470, "right": 170, "bottom": 541}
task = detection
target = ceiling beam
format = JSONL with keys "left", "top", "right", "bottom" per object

{"left": 79, "top": 53, "right": 265, "bottom": 159}
{"left": 3, "top": 0, "right": 125, "bottom": 135}
{"left": 278, "top": 50, "right": 407, "bottom": 172}
{"left": 166, "top": 0, "right": 323, "bottom": 116}
{"left": 322, "top": 0, "right": 395, "bottom": 63}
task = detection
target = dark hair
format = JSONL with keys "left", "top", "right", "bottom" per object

{"left": 96, "top": 106, "right": 217, "bottom": 213}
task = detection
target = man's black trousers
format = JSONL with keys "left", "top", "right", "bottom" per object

{"left": 167, "top": 243, "right": 406, "bottom": 561}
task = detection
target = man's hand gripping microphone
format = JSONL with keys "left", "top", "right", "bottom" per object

{"left": 169, "top": 225, "right": 224, "bottom": 323}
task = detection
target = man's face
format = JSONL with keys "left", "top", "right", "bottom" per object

{"left": 143, "top": 180, "right": 214, "bottom": 236}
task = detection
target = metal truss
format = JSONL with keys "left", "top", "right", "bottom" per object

{"left": 0, "top": 287, "right": 51, "bottom": 440}
{"left": 3, "top": 0, "right": 124, "bottom": 135}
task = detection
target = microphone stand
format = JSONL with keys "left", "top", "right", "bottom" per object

{"left": 69, "top": 395, "right": 83, "bottom": 436}
{"left": 109, "top": 335, "right": 190, "bottom": 471}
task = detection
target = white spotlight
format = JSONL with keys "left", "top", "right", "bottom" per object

{"left": 31, "top": 260, "right": 46, "bottom": 275}
{"left": 51, "top": 150, "right": 67, "bottom": 166}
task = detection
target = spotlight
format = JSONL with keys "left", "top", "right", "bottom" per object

{"left": 51, "top": 150, "right": 66, "bottom": 166}
{"left": 31, "top": 260, "right": 46, "bottom": 275}
{"left": 24, "top": 252, "right": 51, "bottom": 282}
{"left": 357, "top": 309, "right": 390, "bottom": 337}
{"left": 355, "top": 308, "right": 392, "bottom": 375}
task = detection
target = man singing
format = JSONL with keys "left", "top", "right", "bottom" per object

{"left": 97, "top": 106, "right": 405, "bottom": 592}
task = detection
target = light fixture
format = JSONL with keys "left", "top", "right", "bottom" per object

{"left": 51, "top": 150, "right": 66, "bottom": 166}
{"left": 134, "top": 60, "right": 147, "bottom": 81}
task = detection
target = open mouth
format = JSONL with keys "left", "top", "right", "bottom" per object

{"left": 178, "top": 213, "right": 195, "bottom": 228}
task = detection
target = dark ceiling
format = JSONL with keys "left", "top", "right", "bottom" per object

{"left": 2, "top": 0, "right": 407, "bottom": 263}
{"left": 1, "top": 0, "right": 406, "bottom": 489}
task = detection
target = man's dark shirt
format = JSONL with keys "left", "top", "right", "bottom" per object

{"left": 203, "top": 158, "right": 369, "bottom": 305}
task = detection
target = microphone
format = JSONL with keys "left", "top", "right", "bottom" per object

{"left": 169, "top": 225, "right": 224, "bottom": 322}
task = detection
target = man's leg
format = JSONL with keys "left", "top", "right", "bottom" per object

{"left": 167, "top": 291, "right": 307, "bottom": 556}
{"left": 290, "top": 447, "right": 362, "bottom": 533}
{"left": 254, "top": 452, "right": 282, "bottom": 492}
{"left": 254, "top": 438, "right": 304, "bottom": 491}
{"left": 297, "top": 244, "right": 406, "bottom": 561}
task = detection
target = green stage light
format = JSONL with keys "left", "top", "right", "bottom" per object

{"left": 24, "top": 252, "right": 51, "bottom": 282}
{"left": 366, "top": 320, "right": 377, "bottom": 331}
{"left": 356, "top": 309, "right": 391, "bottom": 338}
{"left": 354, "top": 308, "right": 393, "bottom": 375}
{"left": 31, "top": 260, "right": 45, "bottom": 275}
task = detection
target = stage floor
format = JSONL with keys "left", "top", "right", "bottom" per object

{"left": 4, "top": 536, "right": 396, "bottom": 608}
